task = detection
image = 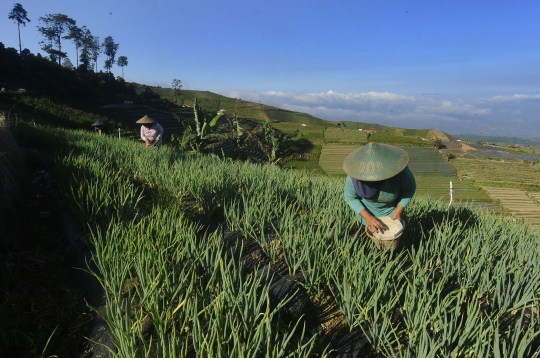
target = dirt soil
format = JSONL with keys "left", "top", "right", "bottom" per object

{"left": 439, "top": 141, "right": 477, "bottom": 157}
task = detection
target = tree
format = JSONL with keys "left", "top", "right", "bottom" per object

{"left": 37, "top": 13, "right": 76, "bottom": 65}
{"left": 62, "top": 57, "right": 74, "bottom": 69}
{"left": 63, "top": 25, "right": 84, "bottom": 68}
{"left": 254, "top": 120, "right": 301, "bottom": 163}
{"left": 8, "top": 3, "right": 30, "bottom": 55}
{"left": 433, "top": 138, "right": 445, "bottom": 150}
{"left": 117, "top": 56, "right": 128, "bottom": 78}
{"left": 78, "top": 26, "right": 93, "bottom": 70}
{"left": 102, "top": 36, "right": 118, "bottom": 75}
{"left": 90, "top": 36, "right": 101, "bottom": 72}
{"left": 104, "top": 59, "right": 113, "bottom": 75}
{"left": 171, "top": 78, "right": 182, "bottom": 104}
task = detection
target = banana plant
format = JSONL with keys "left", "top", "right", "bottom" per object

{"left": 255, "top": 119, "right": 302, "bottom": 163}
{"left": 180, "top": 98, "right": 225, "bottom": 152}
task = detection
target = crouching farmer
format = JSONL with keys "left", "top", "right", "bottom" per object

{"left": 136, "top": 115, "right": 164, "bottom": 147}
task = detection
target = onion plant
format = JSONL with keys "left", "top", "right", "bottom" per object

{"left": 16, "top": 123, "right": 540, "bottom": 357}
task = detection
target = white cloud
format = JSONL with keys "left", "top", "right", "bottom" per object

{"left": 488, "top": 94, "right": 540, "bottom": 102}
{"left": 224, "top": 89, "right": 540, "bottom": 138}
{"left": 262, "top": 90, "right": 416, "bottom": 105}
{"left": 417, "top": 101, "right": 491, "bottom": 115}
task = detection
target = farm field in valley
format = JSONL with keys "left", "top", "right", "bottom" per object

{"left": 482, "top": 187, "right": 540, "bottom": 229}
{"left": 5, "top": 50, "right": 540, "bottom": 356}
{"left": 318, "top": 144, "right": 492, "bottom": 203}
{"left": 445, "top": 154, "right": 540, "bottom": 223}
{"left": 13, "top": 123, "right": 540, "bottom": 356}
{"left": 452, "top": 157, "right": 540, "bottom": 188}
{"left": 323, "top": 127, "right": 369, "bottom": 144}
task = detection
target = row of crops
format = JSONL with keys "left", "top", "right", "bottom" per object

{"left": 453, "top": 158, "right": 540, "bottom": 188}
{"left": 322, "top": 128, "right": 432, "bottom": 147}
{"left": 324, "top": 128, "right": 369, "bottom": 144}
{"left": 19, "top": 124, "right": 540, "bottom": 356}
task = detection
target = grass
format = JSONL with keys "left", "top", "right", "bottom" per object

{"left": 271, "top": 121, "right": 325, "bottom": 140}
{"left": 4, "top": 79, "right": 540, "bottom": 356}
{"left": 452, "top": 157, "right": 540, "bottom": 190}
{"left": 370, "top": 133, "right": 433, "bottom": 147}
{"left": 7, "top": 122, "right": 540, "bottom": 356}
{"left": 283, "top": 158, "right": 326, "bottom": 173}
{"left": 323, "top": 127, "right": 369, "bottom": 144}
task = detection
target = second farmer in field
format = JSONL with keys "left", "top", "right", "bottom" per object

{"left": 137, "top": 115, "right": 164, "bottom": 147}
{"left": 343, "top": 143, "right": 416, "bottom": 234}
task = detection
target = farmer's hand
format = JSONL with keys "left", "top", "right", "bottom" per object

{"left": 156, "top": 135, "right": 161, "bottom": 141}
{"left": 391, "top": 205, "right": 405, "bottom": 221}
{"left": 360, "top": 210, "right": 385, "bottom": 233}
{"left": 145, "top": 140, "right": 150, "bottom": 147}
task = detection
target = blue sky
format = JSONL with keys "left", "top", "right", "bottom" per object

{"left": 2, "top": 0, "right": 540, "bottom": 138}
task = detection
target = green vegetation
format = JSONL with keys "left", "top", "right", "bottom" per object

{"left": 178, "top": 98, "right": 225, "bottom": 152}
{"left": 453, "top": 157, "right": 540, "bottom": 191}
{"left": 8, "top": 3, "right": 31, "bottom": 55}
{"left": 403, "top": 128, "right": 430, "bottom": 137}
{"left": 370, "top": 132, "right": 433, "bottom": 147}
{"left": 318, "top": 144, "right": 358, "bottom": 174}
{"left": 324, "top": 127, "right": 369, "bottom": 144}
{"left": 10, "top": 123, "right": 540, "bottom": 356}
{"left": 4, "top": 35, "right": 540, "bottom": 356}
{"left": 404, "top": 147, "right": 456, "bottom": 176}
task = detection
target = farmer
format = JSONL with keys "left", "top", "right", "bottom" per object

{"left": 343, "top": 143, "right": 416, "bottom": 234}
{"left": 136, "top": 115, "right": 164, "bottom": 147}
{"left": 91, "top": 120, "right": 108, "bottom": 135}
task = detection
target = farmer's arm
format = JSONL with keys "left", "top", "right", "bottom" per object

{"left": 344, "top": 176, "right": 385, "bottom": 230}
{"left": 344, "top": 176, "right": 365, "bottom": 214}
{"left": 392, "top": 166, "right": 416, "bottom": 220}
{"left": 140, "top": 125, "right": 146, "bottom": 141}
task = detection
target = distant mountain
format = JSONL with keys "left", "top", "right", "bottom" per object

{"left": 455, "top": 134, "right": 540, "bottom": 147}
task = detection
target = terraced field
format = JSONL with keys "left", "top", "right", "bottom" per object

{"left": 452, "top": 158, "right": 540, "bottom": 187}
{"left": 318, "top": 144, "right": 492, "bottom": 202}
{"left": 323, "top": 127, "right": 369, "bottom": 144}
{"left": 482, "top": 187, "right": 540, "bottom": 228}
{"left": 318, "top": 144, "right": 359, "bottom": 172}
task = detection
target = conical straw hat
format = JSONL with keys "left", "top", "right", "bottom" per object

{"left": 343, "top": 143, "right": 409, "bottom": 181}
{"left": 136, "top": 115, "right": 155, "bottom": 124}
{"left": 91, "top": 120, "right": 104, "bottom": 126}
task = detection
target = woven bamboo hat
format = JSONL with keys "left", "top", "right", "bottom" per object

{"left": 91, "top": 120, "right": 104, "bottom": 126}
{"left": 136, "top": 115, "right": 155, "bottom": 124}
{"left": 343, "top": 143, "right": 409, "bottom": 181}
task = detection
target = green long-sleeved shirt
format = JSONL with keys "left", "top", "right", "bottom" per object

{"left": 344, "top": 166, "right": 416, "bottom": 224}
